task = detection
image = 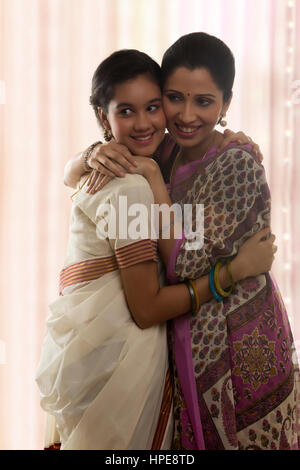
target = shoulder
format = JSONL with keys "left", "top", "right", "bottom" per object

{"left": 78, "top": 174, "right": 154, "bottom": 208}
{"left": 76, "top": 173, "right": 150, "bottom": 200}
{"left": 216, "top": 144, "right": 268, "bottom": 193}
{"left": 217, "top": 143, "right": 263, "bottom": 169}
{"left": 73, "top": 174, "right": 154, "bottom": 223}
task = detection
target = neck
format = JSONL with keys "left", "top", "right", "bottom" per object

{"left": 181, "top": 130, "right": 222, "bottom": 163}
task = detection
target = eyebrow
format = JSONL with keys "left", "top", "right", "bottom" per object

{"left": 116, "top": 97, "right": 162, "bottom": 109}
{"left": 164, "top": 89, "right": 216, "bottom": 98}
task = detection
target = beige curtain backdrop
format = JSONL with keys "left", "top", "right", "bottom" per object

{"left": 0, "top": 0, "right": 299, "bottom": 450}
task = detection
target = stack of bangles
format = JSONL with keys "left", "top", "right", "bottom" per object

{"left": 185, "top": 260, "right": 236, "bottom": 313}
{"left": 209, "top": 260, "right": 236, "bottom": 302}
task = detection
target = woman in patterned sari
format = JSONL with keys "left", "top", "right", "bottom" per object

{"left": 160, "top": 33, "right": 300, "bottom": 450}
{"left": 63, "top": 34, "right": 299, "bottom": 450}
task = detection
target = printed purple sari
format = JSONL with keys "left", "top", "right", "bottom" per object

{"left": 163, "top": 141, "right": 300, "bottom": 450}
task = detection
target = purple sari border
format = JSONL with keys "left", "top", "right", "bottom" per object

{"left": 173, "top": 316, "right": 206, "bottom": 450}
{"left": 166, "top": 230, "right": 185, "bottom": 284}
{"left": 171, "top": 142, "right": 254, "bottom": 187}
{"left": 167, "top": 232, "right": 205, "bottom": 448}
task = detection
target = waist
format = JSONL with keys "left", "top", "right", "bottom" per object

{"left": 59, "top": 255, "right": 118, "bottom": 295}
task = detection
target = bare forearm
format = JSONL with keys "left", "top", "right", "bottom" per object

{"left": 146, "top": 168, "right": 181, "bottom": 265}
{"left": 140, "top": 258, "right": 244, "bottom": 328}
{"left": 64, "top": 152, "right": 89, "bottom": 188}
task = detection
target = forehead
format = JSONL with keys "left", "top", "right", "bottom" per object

{"left": 164, "top": 66, "right": 221, "bottom": 95}
{"left": 110, "top": 74, "right": 162, "bottom": 105}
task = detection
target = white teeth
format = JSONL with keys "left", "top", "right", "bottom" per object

{"left": 177, "top": 126, "right": 198, "bottom": 133}
{"left": 133, "top": 134, "right": 153, "bottom": 141}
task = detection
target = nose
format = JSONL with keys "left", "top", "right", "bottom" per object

{"left": 178, "top": 101, "right": 197, "bottom": 124}
{"left": 133, "top": 111, "right": 152, "bottom": 132}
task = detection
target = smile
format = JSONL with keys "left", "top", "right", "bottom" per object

{"left": 175, "top": 124, "right": 202, "bottom": 138}
{"left": 131, "top": 133, "right": 155, "bottom": 145}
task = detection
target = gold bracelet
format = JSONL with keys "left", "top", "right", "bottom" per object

{"left": 214, "top": 261, "right": 232, "bottom": 297}
{"left": 82, "top": 141, "right": 102, "bottom": 172}
{"left": 226, "top": 260, "right": 236, "bottom": 289}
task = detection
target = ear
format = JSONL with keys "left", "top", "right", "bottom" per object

{"left": 222, "top": 92, "right": 233, "bottom": 115}
{"left": 98, "top": 108, "right": 110, "bottom": 130}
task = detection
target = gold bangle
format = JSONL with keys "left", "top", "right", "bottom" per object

{"left": 189, "top": 279, "right": 200, "bottom": 312}
{"left": 214, "top": 261, "right": 232, "bottom": 297}
{"left": 226, "top": 260, "right": 236, "bottom": 289}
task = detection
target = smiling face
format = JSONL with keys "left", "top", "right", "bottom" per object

{"left": 99, "top": 74, "right": 166, "bottom": 156}
{"left": 163, "top": 66, "right": 232, "bottom": 156}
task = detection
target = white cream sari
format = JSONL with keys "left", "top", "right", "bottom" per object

{"left": 36, "top": 174, "right": 173, "bottom": 450}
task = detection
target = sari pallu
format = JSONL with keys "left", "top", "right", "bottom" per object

{"left": 37, "top": 272, "right": 172, "bottom": 450}
{"left": 166, "top": 144, "right": 300, "bottom": 450}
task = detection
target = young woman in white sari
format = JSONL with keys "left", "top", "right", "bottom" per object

{"left": 36, "top": 50, "right": 276, "bottom": 450}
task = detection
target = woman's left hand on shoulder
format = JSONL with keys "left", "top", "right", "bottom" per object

{"left": 86, "top": 170, "right": 113, "bottom": 194}
{"left": 86, "top": 157, "right": 159, "bottom": 193}
{"left": 217, "top": 129, "right": 263, "bottom": 162}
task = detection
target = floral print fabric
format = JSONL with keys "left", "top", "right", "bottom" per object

{"left": 167, "top": 146, "right": 300, "bottom": 450}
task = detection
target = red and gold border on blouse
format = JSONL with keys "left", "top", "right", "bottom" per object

{"left": 59, "top": 239, "right": 158, "bottom": 294}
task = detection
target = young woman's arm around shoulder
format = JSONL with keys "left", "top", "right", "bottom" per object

{"left": 119, "top": 157, "right": 276, "bottom": 329}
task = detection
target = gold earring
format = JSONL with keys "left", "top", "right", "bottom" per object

{"left": 103, "top": 127, "right": 112, "bottom": 142}
{"left": 219, "top": 115, "right": 227, "bottom": 127}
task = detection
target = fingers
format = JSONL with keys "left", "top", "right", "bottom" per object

{"left": 245, "top": 142, "right": 263, "bottom": 161}
{"left": 256, "top": 227, "right": 272, "bottom": 240}
{"left": 217, "top": 132, "right": 263, "bottom": 163}
{"left": 91, "top": 143, "right": 136, "bottom": 175}
{"left": 217, "top": 130, "right": 248, "bottom": 153}
{"left": 97, "top": 175, "right": 113, "bottom": 191}
{"left": 86, "top": 171, "right": 102, "bottom": 193}
{"left": 86, "top": 172, "right": 111, "bottom": 194}
{"left": 89, "top": 155, "right": 128, "bottom": 178}
{"left": 223, "top": 129, "right": 234, "bottom": 136}
{"left": 269, "top": 234, "right": 276, "bottom": 244}
{"left": 86, "top": 170, "right": 100, "bottom": 189}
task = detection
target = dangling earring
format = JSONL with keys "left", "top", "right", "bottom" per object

{"left": 103, "top": 127, "right": 112, "bottom": 142}
{"left": 219, "top": 115, "right": 227, "bottom": 127}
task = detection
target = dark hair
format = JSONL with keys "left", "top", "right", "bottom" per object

{"left": 161, "top": 32, "right": 235, "bottom": 103}
{"left": 90, "top": 49, "right": 162, "bottom": 126}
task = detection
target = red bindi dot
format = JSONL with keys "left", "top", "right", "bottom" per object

{"left": 187, "top": 93, "right": 190, "bottom": 96}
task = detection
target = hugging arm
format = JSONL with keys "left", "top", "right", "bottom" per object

{"left": 117, "top": 159, "right": 276, "bottom": 329}
{"left": 107, "top": 177, "right": 275, "bottom": 330}
{"left": 120, "top": 229, "right": 275, "bottom": 329}
{"left": 63, "top": 130, "right": 263, "bottom": 190}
